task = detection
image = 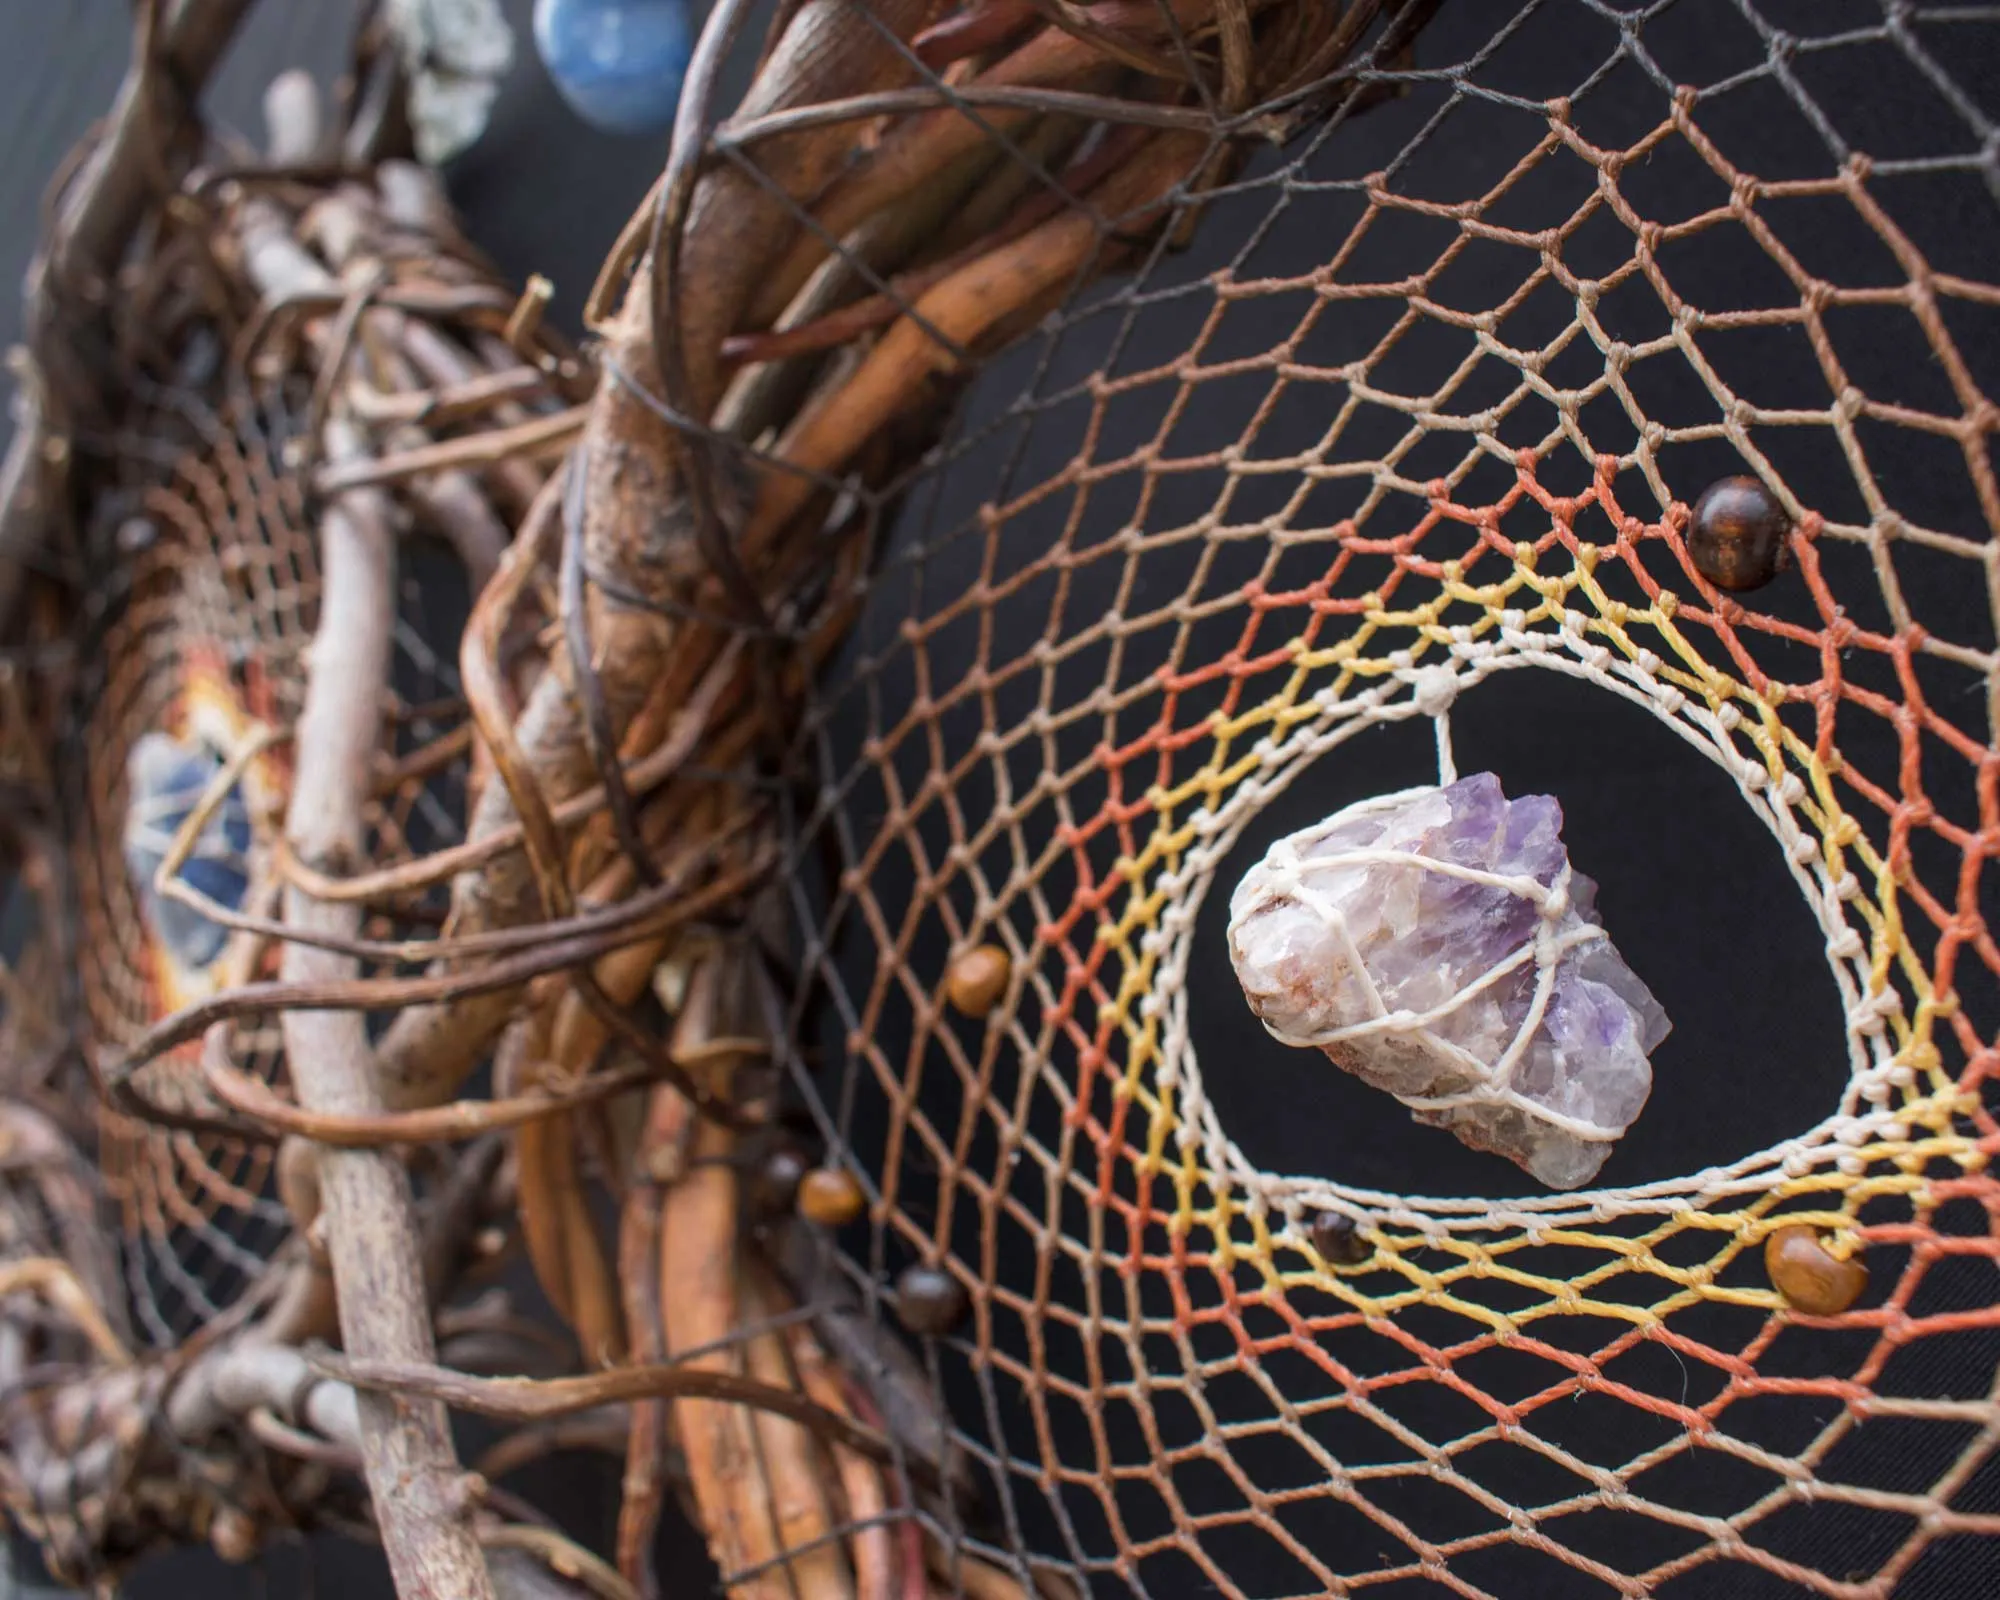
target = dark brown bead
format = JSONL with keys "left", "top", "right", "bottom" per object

{"left": 797, "top": 1165, "right": 867, "bottom": 1227}
{"left": 1310, "top": 1211, "right": 1372, "bottom": 1267}
{"left": 945, "top": 943, "right": 1011, "bottom": 1018}
{"left": 747, "top": 1144, "right": 809, "bottom": 1216}
{"left": 1765, "top": 1223, "right": 1867, "bottom": 1316}
{"left": 893, "top": 1262, "right": 968, "bottom": 1336}
{"left": 1687, "top": 475, "right": 1792, "bottom": 592}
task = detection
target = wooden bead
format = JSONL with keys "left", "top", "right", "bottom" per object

{"left": 945, "top": 944, "right": 1011, "bottom": 1018}
{"left": 1687, "top": 475, "right": 1792, "bottom": 592}
{"left": 893, "top": 1262, "right": 968, "bottom": 1336}
{"left": 1765, "top": 1223, "right": 1867, "bottom": 1316}
{"left": 209, "top": 1505, "right": 258, "bottom": 1564}
{"left": 797, "top": 1165, "right": 867, "bottom": 1226}
{"left": 1310, "top": 1211, "right": 1372, "bottom": 1267}
{"left": 747, "top": 1144, "right": 809, "bottom": 1216}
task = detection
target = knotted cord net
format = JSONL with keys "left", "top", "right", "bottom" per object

{"left": 761, "top": 6, "right": 2000, "bottom": 1597}
{"left": 6, "top": 2, "right": 2000, "bottom": 1599}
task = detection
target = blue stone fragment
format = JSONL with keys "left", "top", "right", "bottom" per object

{"left": 124, "top": 733, "right": 253, "bottom": 972}
{"left": 533, "top": 0, "right": 693, "bottom": 137}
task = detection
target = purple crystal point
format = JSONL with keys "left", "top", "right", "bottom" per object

{"left": 1226, "top": 774, "right": 1671, "bottom": 1189}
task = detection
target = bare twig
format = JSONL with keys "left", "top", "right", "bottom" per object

{"left": 717, "top": 82, "right": 1215, "bottom": 146}
{"left": 105, "top": 844, "right": 773, "bottom": 1079}
{"left": 312, "top": 405, "right": 587, "bottom": 495}
{"left": 479, "top": 1525, "right": 636, "bottom": 1600}
{"left": 277, "top": 430, "right": 495, "bottom": 1600}
{"left": 0, "top": 1100, "right": 128, "bottom": 1347}
{"left": 201, "top": 1032, "right": 764, "bottom": 1147}
{"left": 615, "top": 1081, "right": 687, "bottom": 1599}
{"left": 0, "top": 1257, "right": 131, "bottom": 1366}
{"left": 314, "top": 1352, "right": 906, "bottom": 1473}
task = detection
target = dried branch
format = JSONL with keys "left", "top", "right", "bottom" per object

{"left": 720, "top": 122, "right": 1146, "bottom": 369}
{"left": 504, "top": 1011, "right": 626, "bottom": 1366}
{"left": 362, "top": 0, "right": 945, "bottom": 1110}
{"left": 313, "top": 1352, "right": 903, "bottom": 1470}
{"left": 738, "top": 1265, "right": 855, "bottom": 1599}
{"left": 614, "top": 1081, "right": 688, "bottom": 1599}
{"left": 473, "top": 1410, "right": 634, "bottom": 1481}
{"left": 745, "top": 0, "right": 1219, "bottom": 327}
{"left": 200, "top": 1031, "right": 763, "bottom": 1147}
{"left": 277, "top": 430, "right": 495, "bottom": 1600}
{"left": 748, "top": 131, "right": 1205, "bottom": 550}
{"left": 914, "top": 0, "right": 1041, "bottom": 69}
{"left": 717, "top": 82, "right": 1217, "bottom": 145}
{"left": 479, "top": 1525, "right": 636, "bottom": 1600}
{"left": 0, "top": 1257, "right": 130, "bottom": 1366}
{"left": 105, "top": 844, "right": 773, "bottom": 1080}
{"left": 655, "top": 949, "right": 796, "bottom": 1594}
{"left": 792, "top": 1321, "right": 895, "bottom": 1600}
{"left": 313, "top": 405, "right": 587, "bottom": 496}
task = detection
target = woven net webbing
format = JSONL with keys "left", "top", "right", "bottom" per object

{"left": 32, "top": 2, "right": 2000, "bottom": 1598}
{"left": 753, "top": 6, "right": 2000, "bottom": 1598}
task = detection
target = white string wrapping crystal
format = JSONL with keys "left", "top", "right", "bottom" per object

{"left": 1225, "top": 775, "right": 1644, "bottom": 1187}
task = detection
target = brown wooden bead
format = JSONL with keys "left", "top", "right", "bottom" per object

{"left": 1310, "top": 1211, "right": 1372, "bottom": 1267}
{"left": 1687, "top": 475, "right": 1792, "bottom": 592}
{"left": 893, "top": 1262, "right": 968, "bottom": 1336}
{"left": 1765, "top": 1223, "right": 1867, "bottom": 1316}
{"left": 797, "top": 1164, "right": 867, "bottom": 1226}
{"left": 747, "top": 1144, "right": 809, "bottom": 1216}
{"left": 209, "top": 1505, "right": 258, "bottom": 1564}
{"left": 945, "top": 943, "right": 1011, "bottom": 1018}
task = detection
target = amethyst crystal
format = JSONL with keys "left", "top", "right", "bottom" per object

{"left": 1226, "top": 773, "right": 1670, "bottom": 1189}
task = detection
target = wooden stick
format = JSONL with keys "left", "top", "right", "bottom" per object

{"left": 201, "top": 1035, "right": 760, "bottom": 1147}
{"left": 346, "top": 364, "right": 558, "bottom": 428}
{"left": 108, "top": 845, "right": 774, "bottom": 1079}
{"left": 277, "top": 431, "right": 495, "bottom": 1600}
{"left": 0, "top": 1258, "right": 131, "bottom": 1367}
{"left": 720, "top": 121, "right": 1141, "bottom": 369}
{"left": 749, "top": 132, "right": 1201, "bottom": 551}
{"left": 480, "top": 1526, "right": 635, "bottom": 1600}
{"left": 739, "top": 1267, "right": 856, "bottom": 1599}
{"left": 656, "top": 949, "right": 797, "bottom": 1598}
{"left": 502, "top": 1010, "right": 625, "bottom": 1365}
{"left": 913, "top": 0, "right": 1040, "bottom": 69}
{"left": 744, "top": 1, "right": 1213, "bottom": 327}
{"left": 312, "top": 405, "right": 586, "bottom": 495}
{"left": 616, "top": 1080, "right": 692, "bottom": 1599}
{"left": 792, "top": 1324, "right": 895, "bottom": 1600}
{"left": 313, "top": 1353, "right": 900, "bottom": 1467}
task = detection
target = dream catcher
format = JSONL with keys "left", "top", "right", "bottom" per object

{"left": 1, "top": 3, "right": 1998, "bottom": 1600}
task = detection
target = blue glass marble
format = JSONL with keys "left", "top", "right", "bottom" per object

{"left": 124, "top": 733, "right": 253, "bottom": 972}
{"left": 533, "top": 0, "right": 694, "bottom": 137}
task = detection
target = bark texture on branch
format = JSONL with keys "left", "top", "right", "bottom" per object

{"left": 371, "top": 0, "right": 940, "bottom": 1111}
{"left": 279, "top": 435, "right": 495, "bottom": 1600}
